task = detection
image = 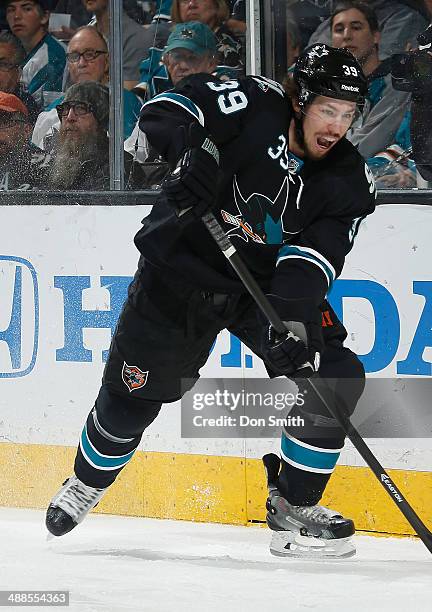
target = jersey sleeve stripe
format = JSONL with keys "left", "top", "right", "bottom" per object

{"left": 277, "top": 245, "right": 336, "bottom": 288}
{"left": 143, "top": 92, "right": 205, "bottom": 125}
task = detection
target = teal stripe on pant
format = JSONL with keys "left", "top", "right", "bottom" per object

{"left": 80, "top": 426, "right": 136, "bottom": 469}
{"left": 281, "top": 432, "right": 340, "bottom": 472}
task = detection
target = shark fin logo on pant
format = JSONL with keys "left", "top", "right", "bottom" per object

{"left": 122, "top": 362, "right": 149, "bottom": 392}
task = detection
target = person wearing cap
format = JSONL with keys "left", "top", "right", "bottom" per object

{"left": 0, "top": 91, "right": 49, "bottom": 190}
{"left": 48, "top": 80, "right": 110, "bottom": 190}
{"left": 31, "top": 25, "right": 142, "bottom": 153}
{"left": 134, "top": 5, "right": 243, "bottom": 100}
{"left": 3, "top": 1, "right": 66, "bottom": 106}
{"left": 124, "top": 21, "right": 218, "bottom": 175}
{"left": 134, "top": 20, "right": 219, "bottom": 103}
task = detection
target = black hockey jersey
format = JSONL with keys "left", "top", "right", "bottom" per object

{"left": 135, "top": 73, "right": 376, "bottom": 305}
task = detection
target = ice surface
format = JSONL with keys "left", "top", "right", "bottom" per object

{"left": 0, "top": 507, "right": 430, "bottom": 612}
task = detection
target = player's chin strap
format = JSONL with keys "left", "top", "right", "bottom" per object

{"left": 201, "top": 209, "right": 432, "bottom": 556}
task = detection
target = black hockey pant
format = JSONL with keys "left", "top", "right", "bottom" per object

{"left": 74, "top": 262, "right": 365, "bottom": 505}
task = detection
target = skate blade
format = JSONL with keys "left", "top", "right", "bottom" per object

{"left": 269, "top": 531, "right": 356, "bottom": 560}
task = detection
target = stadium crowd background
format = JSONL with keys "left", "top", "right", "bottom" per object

{"left": 0, "top": 0, "right": 430, "bottom": 191}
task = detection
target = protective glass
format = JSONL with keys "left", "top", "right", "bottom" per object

{"left": 56, "top": 102, "right": 94, "bottom": 119}
{"left": 0, "top": 60, "right": 19, "bottom": 72}
{"left": 0, "top": 113, "right": 25, "bottom": 129}
{"left": 166, "top": 49, "right": 206, "bottom": 67}
{"left": 66, "top": 50, "right": 108, "bottom": 64}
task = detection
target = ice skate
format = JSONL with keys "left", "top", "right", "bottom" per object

{"left": 46, "top": 476, "right": 107, "bottom": 537}
{"left": 263, "top": 453, "right": 355, "bottom": 559}
{"left": 266, "top": 492, "right": 356, "bottom": 559}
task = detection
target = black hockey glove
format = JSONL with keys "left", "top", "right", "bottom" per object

{"left": 163, "top": 122, "right": 221, "bottom": 220}
{"left": 261, "top": 295, "right": 323, "bottom": 378}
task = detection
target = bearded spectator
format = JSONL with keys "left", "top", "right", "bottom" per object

{"left": 3, "top": 0, "right": 66, "bottom": 105}
{"left": 0, "top": 91, "right": 49, "bottom": 190}
{"left": 32, "top": 25, "right": 142, "bottom": 152}
{"left": 48, "top": 80, "right": 109, "bottom": 190}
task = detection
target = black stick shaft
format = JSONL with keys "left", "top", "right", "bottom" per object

{"left": 202, "top": 212, "right": 286, "bottom": 335}
{"left": 202, "top": 211, "right": 432, "bottom": 554}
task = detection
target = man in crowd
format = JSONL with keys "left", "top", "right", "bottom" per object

{"left": 32, "top": 25, "right": 142, "bottom": 152}
{"left": 124, "top": 21, "right": 218, "bottom": 169}
{"left": 83, "top": 0, "right": 149, "bottom": 90}
{"left": 0, "top": 91, "right": 49, "bottom": 190}
{"left": 48, "top": 80, "right": 109, "bottom": 190}
{"left": 0, "top": 30, "right": 40, "bottom": 123}
{"left": 331, "top": 0, "right": 414, "bottom": 187}
{"left": 3, "top": 0, "right": 66, "bottom": 105}
{"left": 309, "top": 0, "right": 428, "bottom": 59}
{"left": 46, "top": 44, "right": 376, "bottom": 559}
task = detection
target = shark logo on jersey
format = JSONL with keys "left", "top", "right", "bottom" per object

{"left": 122, "top": 362, "right": 149, "bottom": 392}
{"left": 220, "top": 176, "right": 290, "bottom": 245}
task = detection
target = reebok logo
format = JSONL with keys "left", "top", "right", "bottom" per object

{"left": 341, "top": 84, "right": 359, "bottom": 92}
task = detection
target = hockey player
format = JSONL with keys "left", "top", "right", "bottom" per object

{"left": 46, "top": 43, "right": 376, "bottom": 558}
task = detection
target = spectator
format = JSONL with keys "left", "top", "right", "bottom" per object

{"left": 0, "top": 31, "right": 40, "bottom": 124}
{"left": 125, "top": 20, "right": 217, "bottom": 180}
{"left": 172, "top": 0, "right": 242, "bottom": 73}
{"left": 136, "top": 0, "right": 242, "bottom": 100}
{"left": 309, "top": 0, "right": 428, "bottom": 59}
{"left": 48, "top": 80, "right": 110, "bottom": 189}
{"left": 3, "top": 0, "right": 67, "bottom": 105}
{"left": 330, "top": 1, "right": 414, "bottom": 186}
{"left": 0, "top": 91, "right": 49, "bottom": 190}
{"left": 83, "top": 0, "right": 150, "bottom": 90}
{"left": 32, "top": 25, "right": 142, "bottom": 151}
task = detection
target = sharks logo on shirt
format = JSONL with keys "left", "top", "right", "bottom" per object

{"left": 220, "top": 175, "right": 303, "bottom": 245}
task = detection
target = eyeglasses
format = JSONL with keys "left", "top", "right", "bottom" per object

{"left": 66, "top": 50, "right": 107, "bottom": 64}
{"left": 56, "top": 102, "right": 94, "bottom": 119}
{"left": 0, "top": 60, "right": 19, "bottom": 73}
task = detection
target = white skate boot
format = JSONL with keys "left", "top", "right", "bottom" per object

{"left": 46, "top": 476, "right": 107, "bottom": 537}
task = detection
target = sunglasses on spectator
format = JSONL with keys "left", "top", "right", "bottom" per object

{"left": 66, "top": 50, "right": 107, "bottom": 64}
{"left": 0, "top": 60, "right": 20, "bottom": 72}
{"left": 56, "top": 102, "right": 95, "bottom": 119}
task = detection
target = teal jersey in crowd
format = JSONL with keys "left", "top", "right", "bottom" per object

{"left": 22, "top": 33, "right": 67, "bottom": 104}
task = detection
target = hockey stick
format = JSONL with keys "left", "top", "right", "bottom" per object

{"left": 202, "top": 210, "right": 432, "bottom": 554}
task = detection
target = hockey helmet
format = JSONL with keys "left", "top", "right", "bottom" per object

{"left": 294, "top": 44, "right": 367, "bottom": 109}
